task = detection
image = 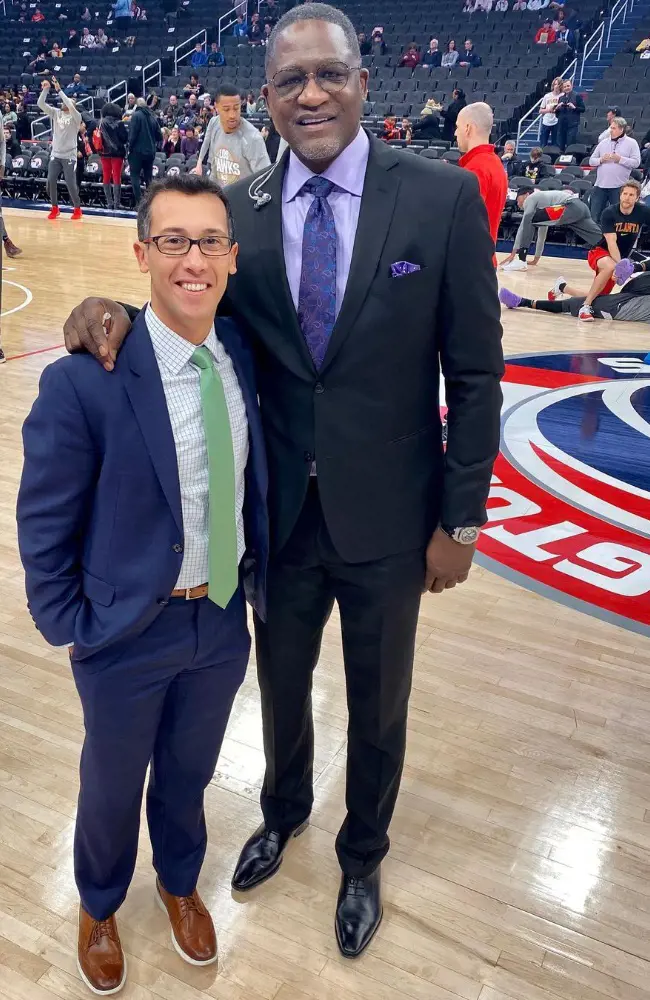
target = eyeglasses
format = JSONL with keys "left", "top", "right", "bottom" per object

{"left": 143, "top": 235, "right": 234, "bottom": 257}
{"left": 271, "top": 61, "right": 361, "bottom": 100}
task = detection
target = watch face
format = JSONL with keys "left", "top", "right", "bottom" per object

{"left": 458, "top": 526, "right": 479, "bottom": 545}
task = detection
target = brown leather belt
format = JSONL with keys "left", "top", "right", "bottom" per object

{"left": 170, "top": 584, "right": 209, "bottom": 600}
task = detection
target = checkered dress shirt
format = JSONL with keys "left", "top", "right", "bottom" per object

{"left": 146, "top": 304, "right": 249, "bottom": 589}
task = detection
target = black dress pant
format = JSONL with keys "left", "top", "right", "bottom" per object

{"left": 254, "top": 479, "right": 425, "bottom": 878}
{"left": 129, "top": 153, "right": 155, "bottom": 205}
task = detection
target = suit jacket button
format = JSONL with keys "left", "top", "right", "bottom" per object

{"left": 172, "top": 543, "right": 183, "bottom": 553}
{"left": 314, "top": 382, "right": 324, "bottom": 394}
{"left": 304, "top": 451, "right": 313, "bottom": 462}
{"left": 157, "top": 598, "right": 169, "bottom": 606}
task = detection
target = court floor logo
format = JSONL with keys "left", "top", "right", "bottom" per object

{"left": 475, "top": 350, "right": 650, "bottom": 636}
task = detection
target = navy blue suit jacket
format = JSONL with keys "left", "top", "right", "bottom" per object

{"left": 17, "top": 309, "right": 268, "bottom": 663}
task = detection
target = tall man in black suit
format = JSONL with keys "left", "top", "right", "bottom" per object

{"left": 62, "top": 2, "right": 504, "bottom": 959}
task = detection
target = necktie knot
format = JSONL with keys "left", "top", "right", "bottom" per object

{"left": 301, "top": 176, "right": 335, "bottom": 199}
{"left": 191, "top": 346, "right": 212, "bottom": 370}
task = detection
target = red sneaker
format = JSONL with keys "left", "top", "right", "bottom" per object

{"left": 47, "top": 206, "right": 60, "bottom": 220}
{"left": 70, "top": 207, "right": 83, "bottom": 221}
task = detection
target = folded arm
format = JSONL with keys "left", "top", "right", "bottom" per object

{"left": 17, "top": 364, "right": 99, "bottom": 646}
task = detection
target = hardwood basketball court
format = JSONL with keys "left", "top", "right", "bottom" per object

{"left": 1, "top": 206, "right": 650, "bottom": 1000}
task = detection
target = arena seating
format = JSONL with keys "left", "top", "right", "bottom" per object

{"left": 579, "top": 26, "right": 650, "bottom": 146}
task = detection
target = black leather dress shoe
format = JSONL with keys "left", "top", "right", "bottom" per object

{"left": 231, "top": 820, "right": 309, "bottom": 892}
{"left": 335, "top": 867, "right": 383, "bottom": 958}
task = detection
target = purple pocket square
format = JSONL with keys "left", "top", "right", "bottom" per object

{"left": 391, "top": 261, "right": 422, "bottom": 277}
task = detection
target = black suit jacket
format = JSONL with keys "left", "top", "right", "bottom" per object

{"left": 220, "top": 132, "right": 504, "bottom": 563}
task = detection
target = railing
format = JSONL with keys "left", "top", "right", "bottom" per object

{"left": 174, "top": 28, "right": 207, "bottom": 75}
{"left": 107, "top": 78, "right": 128, "bottom": 106}
{"left": 30, "top": 93, "right": 94, "bottom": 139}
{"left": 607, "top": 0, "right": 635, "bottom": 47}
{"left": 579, "top": 21, "right": 604, "bottom": 84}
{"left": 218, "top": 0, "right": 246, "bottom": 47}
{"left": 516, "top": 58, "right": 576, "bottom": 150}
{"left": 142, "top": 58, "right": 162, "bottom": 94}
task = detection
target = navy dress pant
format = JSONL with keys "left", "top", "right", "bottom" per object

{"left": 71, "top": 588, "right": 250, "bottom": 920}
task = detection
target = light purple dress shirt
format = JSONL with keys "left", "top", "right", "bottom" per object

{"left": 589, "top": 134, "right": 641, "bottom": 189}
{"left": 281, "top": 127, "right": 370, "bottom": 316}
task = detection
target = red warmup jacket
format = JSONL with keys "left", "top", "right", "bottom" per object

{"left": 458, "top": 143, "right": 508, "bottom": 254}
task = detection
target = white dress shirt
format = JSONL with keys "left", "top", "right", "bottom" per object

{"left": 146, "top": 304, "right": 249, "bottom": 589}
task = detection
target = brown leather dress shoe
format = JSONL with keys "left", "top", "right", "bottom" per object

{"left": 77, "top": 906, "right": 126, "bottom": 995}
{"left": 156, "top": 879, "right": 217, "bottom": 966}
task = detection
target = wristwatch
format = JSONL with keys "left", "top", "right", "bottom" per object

{"left": 441, "top": 525, "right": 480, "bottom": 545}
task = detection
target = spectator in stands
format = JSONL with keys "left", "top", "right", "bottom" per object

{"left": 80, "top": 27, "right": 96, "bottom": 49}
{"left": 76, "top": 120, "right": 92, "bottom": 192}
{"left": 501, "top": 139, "right": 525, "bottom": 177}
{"left": 381, "top": 115, "right": 400, "bottom": 141}
{"left": 183, "top": 74, "right": 204, "bottom": 98}
{"left": 422, "top": 39, "right": 442, "bottom": 67}
{"left": 635, "top": 37, "right": 650, "bottom": 53}
{"left": 163, "top": 94, "right": 181, "bottom": 124}
{"left": 14, "top": 102, "right": 31, "bottom": 141}
{"left": 528, "top": 0, "right": 550, "bottom": 9}
{"left": 111, "top": 0, "right": 134, "bottom": 33}
{"left": 441, "top": 88, "right": 466, "bottom": 140}
{"left": 524, "top": 146, "right": 551, "bottom": 182}
{"left": 124, "top": 92, "right": 137, "bottom": 118}
{"left": 28, "top": 53, "right": 50, "bottom": 75}
{"left": 456, "top": 103, "right": 508, "bottom": 251}
{"left": 233, "top": 13, "right": 248, "bottom": 41}
{"left": 195, "top": 82, "right": 270, "bottom": 185}
{"left": 535, "top": 19, "right": 556, "bottom": 44}
{"left": 128, "top": 97, "right": 162, "bottom": 204}
{"left": 474, "top": 0, "right": 494, "bottom": 11}
{"left": 513, "top": 0, "right": 527, "bottom": 8}
{"left": 245, "top": 91, "right": 257, "bottom": 115}
{"left": 37, "top": 35, "right": 50, "bottom": 55}
{"left": 81, "top": 6, "right": 92, "bottom": 21}
{"left": 37, "top": 78, "right": 83, "bottom": 220}
{"left": 162, "top": 0, "right": 179, "bottom": 29}
{"left": 459, "top": 39, "right": 481, "bottom": 68}
{"left": 207, "top": 42, "right": 225, "bottom": 66}
{"left": 0, "top": 125, "right": 22, "bottom": 265}
{"left": 67, "top": 27, "right": 80, "bottom": 48}
{"left": 146, "top": 92, "right": 161, "bottom": 114}
{"left": 261, "top": 119, "right": 281, "bottom": 162}
{"left": 412, "top": 98, "right": 442, "bottom": 140}
{"left": 248, "top": 11, "right": 264, "bottom": 45}
{"left": 2, "top": 103, "right": 17, "bottom": 127}
{"left": 96, "top": 101, "right": 128, "bottom": 210}
{"left": 3, "top": 125, "right": 21, "bottom": 159}
{"left": 539, "top": 77, "right": 562, "bottom": 146}
{"left": 163, "top": 125, "right": 182, "bottom": 155}
{"left": 555, "top": 78, "right": 584, "bottom": 150}
{"left": 399, "top": 43, "right": 421, "bottom": 69}
{"left": 191, "top": 42, "right": 208, "bottom": 68}
{"left": 589, "top": 117, "right": 641, "bottom": 222}
{"left": 262, "top": 23, "right": 273, "bottom": 45}
{"left": 50, "top": 41, "right": 64, "bottom": 57}
{"left": 598, "top": 106, "right": 622, "bottom": 141}
{"left": 371, "top": 27, "right": 385, "bottom": 55}
{"left": 32, "top": 8, "right": 45, "bottom": 23}
{"left": 495, "top": 0, "right": 509, "bottom": 10}
{"left": 66, "top": 74, "right": 87, "bottom": 97}
{"left": 260, "top": 0, "right": 280, "bottom": 25}
{"left": 442, "top": 40, "right": 459, "bottom": 68}
{"left": 400, "top": 118, "right": 413, "bottom": 143}
{"left": 358, "top": 32, "right": 371, "bottom": 56}
{"left": 463, "top": 0, "right": 474, "bottom": 11}
{"left": 181, "top": 125, "right": 199, "bottom": 157}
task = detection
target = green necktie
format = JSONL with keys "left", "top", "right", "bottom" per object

{"left": 191, "top": 346, "right": 238, "bottom": 608}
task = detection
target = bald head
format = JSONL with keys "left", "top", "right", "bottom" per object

{"left": 455, "top": 101, "right": 494, "bottom": 153}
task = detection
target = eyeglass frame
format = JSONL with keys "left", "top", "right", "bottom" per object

{"left": 142, "top": 235, "right": 236, "bottom": 257}
{"left": 270, "top": 61, "right": 363, "bottom": 100}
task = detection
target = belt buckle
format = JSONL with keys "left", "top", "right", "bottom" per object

{"left": 186, "top": 585, "right": 206, "bottom": 600}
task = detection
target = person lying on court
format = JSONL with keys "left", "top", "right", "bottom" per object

{"left": 500, "top": 255, "right": 650, "bottom": 323}
{"left": 17, "top": 173, "right": 268, "bottom": 997}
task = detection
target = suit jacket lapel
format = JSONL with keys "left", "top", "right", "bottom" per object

{"left": 121, "top": 312, "right": 183, "bottom": 534}
{"left": 320, "top": 136, "right": 401, "bottom": 375}
{"left": 253, "top": 150, "right": 316, "bottom": 373}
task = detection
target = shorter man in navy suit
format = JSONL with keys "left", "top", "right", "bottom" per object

{"left": 17, "top": 174, "right": 268, "bottom": 996}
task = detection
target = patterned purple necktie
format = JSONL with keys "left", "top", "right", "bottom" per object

{"left": 297, "top": 176, "right": 337, "bottom": 369}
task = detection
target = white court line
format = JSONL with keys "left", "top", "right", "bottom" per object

{"left": 1, "top": 279, "right": 33, "bottom": 318}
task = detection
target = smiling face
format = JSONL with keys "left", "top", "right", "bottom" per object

{"left": 562, "top": 80, "right": 572, "bottom": 94}
{"left": 134, "top": 190, "right": 238, "bottom": 343}
{"left": 263, "top": 19, "right": 368, "bottom": 172}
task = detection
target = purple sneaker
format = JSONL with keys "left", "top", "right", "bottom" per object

{"left": 499, "top": 287, "right": 522, "bottom": 310}
{"left": 614, "top": 258, "right": 635, "bottom": 286}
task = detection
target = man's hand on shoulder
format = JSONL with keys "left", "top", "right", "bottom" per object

{"left": 63, "top": 298, "right": 132, "bottom": 371}
{"left": 424, "top": 526, "right": 476, "bottom": 594}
